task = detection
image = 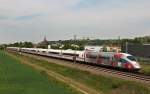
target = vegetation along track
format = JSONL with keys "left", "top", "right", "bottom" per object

{"left": 8, "top": 50, "right": 150, "bottom": 86}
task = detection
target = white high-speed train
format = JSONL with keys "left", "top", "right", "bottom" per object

{"left": 7, "top": 47, "right": 141, "bottom": 71}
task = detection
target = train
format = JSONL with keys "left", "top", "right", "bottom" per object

{"left": 7, "top": 47, "right": 141, "bottom": 71}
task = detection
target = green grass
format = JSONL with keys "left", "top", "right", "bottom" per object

{"left": 137, "top": 57, "right": 150, "bottom": 75}
{"left": 0, "top": 51, "right": 81, "bottom": 94}
{"left": 139, "top": 63, "right": 150, "bottom": 76}
{"left": 21, "top": 54, "right": 150, "bottom": 94}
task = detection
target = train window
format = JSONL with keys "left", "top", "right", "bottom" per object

{"left": 99, "top": 56, "right": 109, "bottom": 59}
{"left": 31, "top": 50, "right": 36, "bottom": 52}
{"left": 42, "top": 51, "right": 46, "bottom": 53}
{"left": 112, "top": 57, "right": 117, "bottom": 62}
{"left": 63, "top": 53, "right": 79, "bottom": 56}
{"left": 127, "top": 56, "right": 136, "bottom": 61}
{"left": 86, "top": 54, "right": 97, "bottom": 59}
{"left": 118, "top": 58, "right": 128, "bottom": 63}
{"left": 49, "top": 52, "right": 59, "bottom": 54}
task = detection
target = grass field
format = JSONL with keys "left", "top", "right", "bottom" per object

{"left": 137, "top": 57, "right": 150, "bottom": 75}
{"left": 12, "top": 52, "right": 150, "bottom": 94}
{"left": 0, "top": 51, "right": 81, "bottom": 94}
{"left": 139, "top": 63, "right": 150, "bottom": 76}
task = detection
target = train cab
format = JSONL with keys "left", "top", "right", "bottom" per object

{"left": 114, "top": 53, "right": 141, "bottom": 71}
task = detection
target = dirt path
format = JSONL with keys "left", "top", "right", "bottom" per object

{"left": 7, "top": 52, "right": 102, "bottom": 94}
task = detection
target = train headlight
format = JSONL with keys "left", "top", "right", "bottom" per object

{"left": 133, "top": 62, "right": 141, "bottom": 69}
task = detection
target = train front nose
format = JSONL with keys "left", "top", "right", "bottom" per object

{"left": 132, "top": 61, "right": 141, "bottom": 70}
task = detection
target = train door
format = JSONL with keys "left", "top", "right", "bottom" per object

{"left": 111, "top": 57, "right": 118, "bottom": 67}
{"left": 102, "top": 56, "right": 110, "bottom": 66}
{"left": 97, "top": 55, "right": 102, "bottom": 65}
{"left": 112, "top": 57, "right": 122, "bottom": 68}
{"left": 98, "top": 56, "right": 110, "bottom": 66}
{"left": 85, "top": 52, "right": 98, "bottom": 63}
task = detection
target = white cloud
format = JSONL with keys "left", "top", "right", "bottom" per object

{"left": 0, "top": 0, "right": 150, "bottom": 43}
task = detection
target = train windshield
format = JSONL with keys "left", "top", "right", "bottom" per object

{"left": 127, "top": 56, "right": 137, "bottom": 61}
{"left": 119, "top": 58, "right": 128, "bottom": 63}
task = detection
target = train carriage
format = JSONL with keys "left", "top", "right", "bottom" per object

{"left": 7, "top": 47, "right": 141, "bottom": 71}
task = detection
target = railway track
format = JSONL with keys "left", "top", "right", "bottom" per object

{"left": 68, "top": 62, "right": 150, "bottom": 84}
{"left": 8, "top": 50, "right": 150, "bottom": 86}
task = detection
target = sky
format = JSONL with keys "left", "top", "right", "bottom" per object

{"left": 0, "top": 0, "right": 150, "bottom": 43}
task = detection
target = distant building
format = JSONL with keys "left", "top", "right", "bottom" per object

{"left": 41, "top": 36, "right": 49, "bottom": 45}
{"left": 122, "top": 43, "right": 150, "bottom": 58}
{"left": 85, "top": 45, "right": 103, "bottom": 52}
{"left": 37, "top": 36, "right": 49, "bottom": 48}
{"left": 84, "top": 45, "right": 121, "bottom": 52}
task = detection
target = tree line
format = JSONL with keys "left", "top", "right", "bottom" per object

{"left": 0, "top": 36, "right": 149, "bottom": 50}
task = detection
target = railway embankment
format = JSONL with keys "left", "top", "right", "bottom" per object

{"left": 138, "top": 57, "right": 150, "bottom": 76}
{"left": 7, "top": 51, "right": 150, "bottom": 94}
{"left": 0, "top": 50, "right": 82, "bottom": 94}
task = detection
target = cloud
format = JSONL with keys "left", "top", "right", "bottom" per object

{"left": 0, "top": 0, "right": 150, "bottom": 43}
{"left": 70, "top": 0, "right": 100, "bottom": 10}
{"left": 15, "top": 14, "right": 45, "bottom": 20}
{"left": 0, "top": 16, "right": 8, "bottom": 20}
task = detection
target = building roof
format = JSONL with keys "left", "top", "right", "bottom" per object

{"left": 38, "top": 36, "right": 49, "bottom": 45}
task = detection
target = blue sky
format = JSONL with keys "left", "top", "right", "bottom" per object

{"left": 0, "top": 0, "right": 150, "bottom": 43}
